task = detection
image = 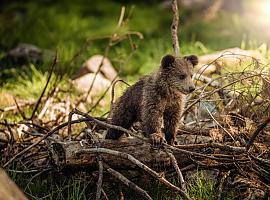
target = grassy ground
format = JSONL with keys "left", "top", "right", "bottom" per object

{"left": 0, "top": 0, "right": 269, "bottom": 199}
{"left": 7, "top": 168, "right": 237, "bottom": 200}
{"left": 0, "top": 0, "right": 256, "bottom": 114}
{"left": 0, "top": 0, "right": 250, "bottom": 78}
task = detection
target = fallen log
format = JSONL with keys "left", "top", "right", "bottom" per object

{"left": 49, "top": 134, "right": 212, "bottom": 170}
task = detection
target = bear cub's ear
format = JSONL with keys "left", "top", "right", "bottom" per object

{"left": 161, "top": 54, "right": 175, "bottom": 68}
{"left": 184, "top": 55, "right": 198, "bottom": 66}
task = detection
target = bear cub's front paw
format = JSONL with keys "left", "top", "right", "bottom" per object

{"left": 166, "top": 138, "right": 179, "bottom": 146}
{"left": 150, "top": 132, "right": 166, "bottom": 148}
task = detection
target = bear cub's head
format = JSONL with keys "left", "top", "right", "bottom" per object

{"left": 161, "top": 54, "right": 198, "bottom": 94}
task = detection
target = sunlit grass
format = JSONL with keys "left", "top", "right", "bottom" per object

{"left": 186, "top": 172, "right": 216, "bottom": 200}
{"left": 2, "top": 65, "right": 58, "bottom": 99}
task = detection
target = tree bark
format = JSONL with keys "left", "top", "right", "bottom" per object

{"left": 49, "top": 134, "right": 212, "bottom": 170}
{"left": 0, "top": 169, "right": 28, "bottom": 200}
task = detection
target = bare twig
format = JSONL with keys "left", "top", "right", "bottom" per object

{"left": 7, "top": 169, "right": 51, "bottom": 174}
{"left": 67, "top": 110, "right": 75, "bottom": 140}
{"left": 13, "top": 97, "right": 27, "bottom": 120}
{"left": 165, "top": 148, "right": 187, "bottom": 192}
{"left": 171, "top": 0, "right": 180, "bottom": 55}
{"left": 83, "top": 7, "right": 127, "bottom": 103}
{"left": 175, "top": 143, "right": 245, "bottom": 153}
{"left": 182, "top": 73, "right": 263, "bottom": 118}
{"left": 203, "top": 103, "right": 235, "bottom": 141}
{"left": 193, "top": 73, "right": 221, "bottom": 88}
{"left": 31, "top": 52, "right": 57, "bottom": 119}
{"left": 117, "top": 7, "right": 126, "bottom": 27}
{"left": 87, "top": 74, "right": 118, "bottom": 113}
{"left": 96, "top": 159, "right": 103, "bottom": 200}
{"left": 103, "top": 163, "right": 152, "bottom": 200}
{"left": 83, "top": 53, "right": 109, "bottom": 102}
{"left": 217, "top": 171, "right": 230, "bottom": 200}
{"left": 101, "top": 189, "right": 109, "bottom": 200}
{"left": 38, "top": 87, "right": 59, "bottom": 119}
{"left": 0, "top": 100, "right": 36, "bottom": 113}
{"left": 246, "top": 115, "right": 270, "bottom": 151}
{"left": 71, "top": 108, "right": 148, "bottom": 142}
{"left": 249, "top": 153, "right": 270, "bottom": 166}
{"left": 110, "top": 79, "right": 130, "bottom": 110}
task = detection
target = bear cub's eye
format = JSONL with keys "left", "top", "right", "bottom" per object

{"left": 179, "top": 74, "right": 187, "bottom": 80}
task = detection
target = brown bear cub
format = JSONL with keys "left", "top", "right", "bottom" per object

{"left": 106, "top": 54, "right": 198, "bottom": 145}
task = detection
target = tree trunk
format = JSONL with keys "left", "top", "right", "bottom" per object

{"left": 0, "top": 169, "right": 28, "bottom": 200}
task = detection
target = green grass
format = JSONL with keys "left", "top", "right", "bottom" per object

{"left": 7, "top": 170, "right": 93, "bottom": 200}
{"left": 186, "top": 172, "right": 217, "bottom": 200}
{"left": 2, "top": 65, "right": 58, "bottom": 99}
{"left": 151, "top": 171, "right": 236, "bottom": 200}
{"left": 7, "top": 169, "right": 237, "bottom": 200}
{"left": 0, "top": 0, "right": 252, "bottom": 77}
{"left": 1, "top": 0, "right": 265, "bottom": 96}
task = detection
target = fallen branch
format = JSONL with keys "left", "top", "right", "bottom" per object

{"left": 96, "top": 159, "right": 103, "bottom": 200}
{"left": 3, "top": 117, "right": 95, "bottom": 168}
{"left": 103, "top": 163, "right": 153, "bottom": 200}
{"left": 175, "top": 143, "right": 245, "bottom": 153}
{"left": 165, "top": 148, "right": 187, "bottom": 192}
{"left": 246, "top": 115, "right": 270, "bottom": 151}
{"left": 77, "top": 148, "right": 191, "bottom": 200}
{"left": 30, "top": 52, "right": 57, "bottom": 119}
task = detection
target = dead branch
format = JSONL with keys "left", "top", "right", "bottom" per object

{"left": 182, "top": 72, "right": 263, "bottom": 118}
{"left": 77, "top": 148, "right": 191, "bottom": 200}
{"left": 83, "top": 7, "right": 126, "bottom": 102}
{"left": 165, "top": 148, "right": 187, "bottom": 192}
{"left": 249, "top": 153, "right": 270, "bottom": 166}
{"left": 96, "top": 159, "right": 103, "bottom": 200}
{"left": 171, "top": 0, "right": 180, "bottom": 55}
{"left": 175, "top": 143, "right": 245, "bottom": 153}
{"left": 110, "top": 79, "right": 130, "bottom": 111}
{"left": 103, "top": 163, "right": 153, "bottom": 200}
{"left": 0, "top": 168, "right": 28, "bottom": 200}
{"left": 88, "top": 74, "right": 118, "bottom": 113}
{"left": 3, "top": 117, "right": 95, "bottom": 168}
{"left": 31, "top": 52, "right": 57, "bottom": 119}
{"left": 13, "top": 97, "right": 27, "bottom": 120}
{"left": 246, "top": 115, "right": 270, "bottom": 151}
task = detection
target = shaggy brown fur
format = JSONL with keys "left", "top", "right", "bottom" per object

{"left": 106, "top": 54, "right": 198, "bottom": 145}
